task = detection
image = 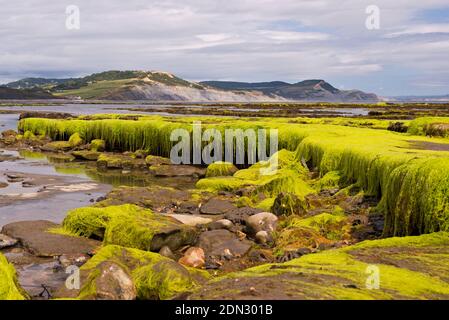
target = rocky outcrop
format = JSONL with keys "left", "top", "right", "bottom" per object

{"left": 62, "top": 204, "right": 198, "bottom": 252}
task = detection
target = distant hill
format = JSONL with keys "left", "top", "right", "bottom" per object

{"left": 0, "top": 86, "right": 56, "bottom": 99}
{"left": 3, "top": 71, "right": 379, "bottom": 102}
{"left": 201, "top": 80, "right": 379, "bottom": 102}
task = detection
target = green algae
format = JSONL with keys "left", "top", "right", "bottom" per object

{"left": 68, "top": 132, "right": 84, "bottom": 147}
{"left": 205, "top": 161, "right": 238, "bottom": 177}
{"left": 0, "top": 254, "right": 27, "bottom": 300}
{"left": 19, "top": 115, "right": 449, "bottom": 236}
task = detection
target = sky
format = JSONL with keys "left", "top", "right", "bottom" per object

{"left": 1, "top": 0, "right": 449, "bottom": 96}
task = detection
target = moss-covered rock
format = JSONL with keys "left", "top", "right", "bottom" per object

{"left": 0, "top": 254, "right": 27, "bottom": 300}
{"left": 145, "top": 155, "right": 171, "bottom": 166}
{"left": 206, "top": 162, "right": 238, "bottom": 178}
{"left": 271, "top": 192, "right": 307, "bottom": 216}
{"left": 72, "top": 150, "right": 101, "bottom": 161}
{"left": 68, "top": 132, "right": 84, "bottom": 147}
{"left": 317, "top": 171, "right": 342, "bottom": 190}
{"left": 90, "top": 139, "right": 106, "bottom": 152}
{"left": 74, "top": 245, "right": 209, "bottom": 300}
{"left": 284, "top": 212, "right": 351, "bottom": 241}
{"left": 97, "top": 154, "right": 146, "bottom": 170}
{"left": 62, "top": 204, "right": 198, "bottom": 252}
{"left": 190, "top": 232, "right": 449, "bottom": 300}
{"left": 41, "top": 141, "right": 72, "bottom": 152}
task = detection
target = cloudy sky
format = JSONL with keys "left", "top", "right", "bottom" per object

{"left": 1, "top": 0, "right": 449, "bottom": 96}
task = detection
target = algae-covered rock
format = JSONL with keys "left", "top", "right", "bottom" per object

{"left": 97, "top": 153, "right": 146, "bottom": 170}
{"left": 72, "top": 150, "right": 101, "bottom": 161}
{"left": 189, "top": 232, "right": 449, "bottom": 300}
{"left": 145, "top": 155, "right": 171, "bottom": 166}
{"left": 90, "top": 139, "right": 106, "bottom": 152}
{"left": 76, "top": 245, "right": 209, "bottom": 300}
{"left": 206, "top": 162, "right": 238, "bottom": 178}
{"left": 271, "top": 192, "right": 307, "bottom": 216}
{"left": 63, "top": 204, "right": 198, "bottom": 252}
{"left": 41, "top": 141, "right": 72, "bottom": 152}
{"left": 0, "top": 253, "right": 27, "bottom": 300}
{"left": 68, "top": 132, "right": 84, "bottom": 147}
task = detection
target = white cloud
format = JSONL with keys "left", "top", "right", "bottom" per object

{"left": 386, "top": 24, "right": 449, "bottom": 37}
{"left": 0, "top": 0, "right": 448, "bottom": 95}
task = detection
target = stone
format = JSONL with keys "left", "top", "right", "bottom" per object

{"left": 71, "top": 245, "right": 209, "bottom": 300}
{"left": 167, "top": 214, "right": 213, "bottom": 227}
{"left": 178, "top": 247, "right": 205, "bottom": 269}
{"left": 1, "top": 220, "right": 100, "bottom": 257}
{"left": 59, "top": 253, "right": 90, "bottom": 268}
{"left": 255, "top": 231, "right": 271, "bottom": 245}
{"left": 200, "top": 198, "right": 237, "bottom": 215}
{"left": 224, "top": 206, "right": 263, "bottom": 224}
{"left": 159, "top": 246, "right": 175, "bottom": 260}
{"left": 197, "top": 230, "right": 252, "bottom": 258}
{"left": 245, "top": 212, "right": 278, "bottom": 236}
{"left": 91, "top": 261, "right": 137, "bottom": 300}
{"left": 208, "top": 219, "right": 234, "bottom": 231}
{"left": 0, "top": 234, "right": 18, "bottom": 249}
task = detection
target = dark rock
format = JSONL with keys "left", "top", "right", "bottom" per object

{"left": 1, "top": 220, "right": 100, "bottom": 257}
{"left": 224, "top": 206, "right": 263, "bottom": 224}
{"left": 200, "top": 198, "right": 237, "bottom": 215}
{"left": 197, "top": 230, "right": 252, "bottom": 259}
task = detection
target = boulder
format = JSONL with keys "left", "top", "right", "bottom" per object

{"left": 245, "top": 212, "right": 278, "bottom": 236}
{"left": 88, "top": 261, "right": 137, "bottom": 300}
{"left": 72, "top": 245, "right": 209, "bottom": 300}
